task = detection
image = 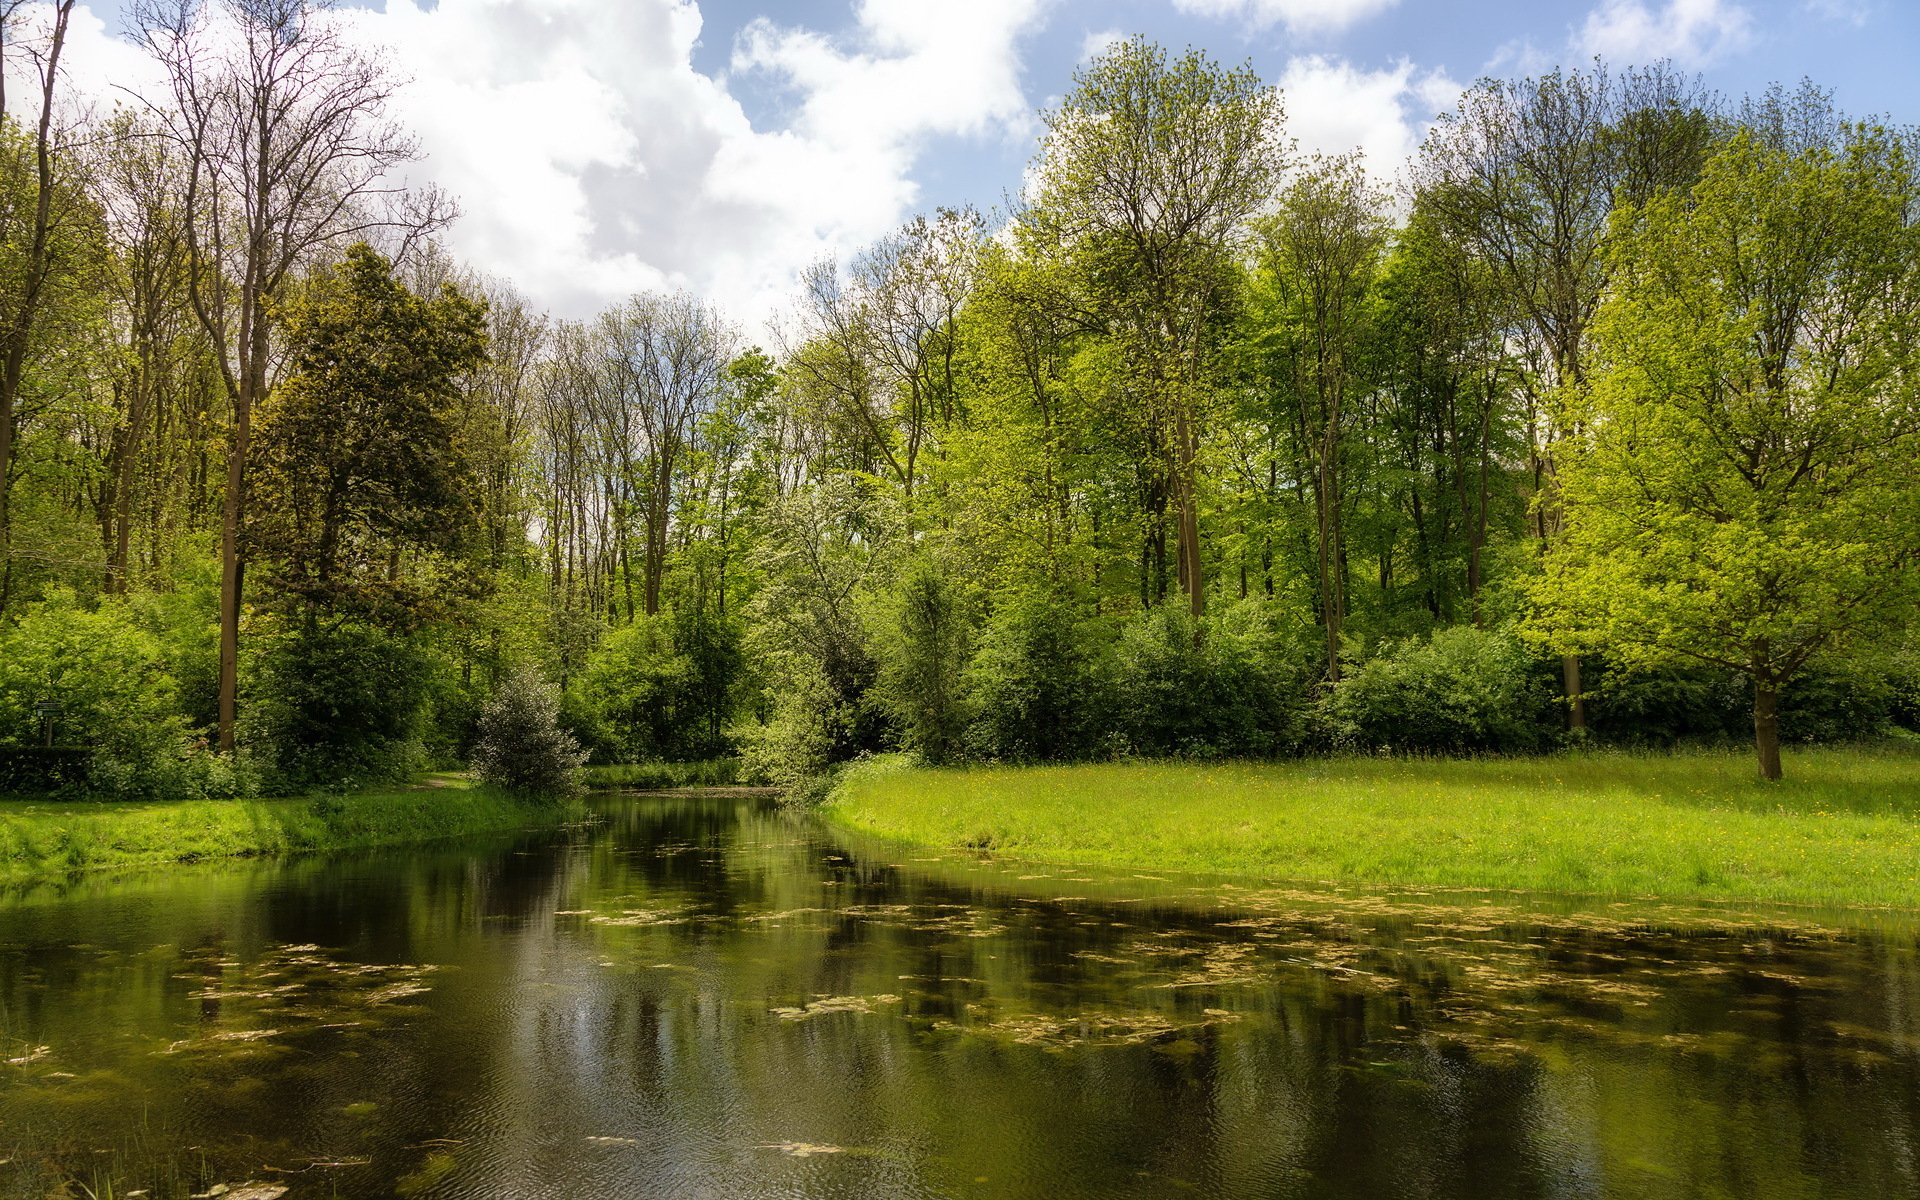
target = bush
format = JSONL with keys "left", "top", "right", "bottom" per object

{"left": 0, "top": 592, "right": 199, "bottom": 797}
{"left": 1108, "top": 601, "right": 1315, "bottom": 759}
{"left": 739, "top": 659, "right": 850, "bottom": 788}
{"left": 1584, "top": 661, "right": 1750, "bottom": 747}
{"left": 470, "top": 671, "right": 585, "bottom": 797}
{"left": 1325, "top": 626, "right": 1558, "bottom": 755}
{"left": 244, "top": 621, "right": 435, "bottom": 789}
{"left": 573, "top": 617, "right": 691, "bottom": 762}
{"left": 870, "top": 557, "right": 973, "bottom": 763}
{"left": 965, "top": 593, "right": 1109, "bottom": 761}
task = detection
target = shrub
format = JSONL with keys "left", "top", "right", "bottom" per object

{"left": 0, "top": 592, "right": 196, "bottom": 796}
{"left": 1325, "top": 626, "right": 1558, "bottom": 754}
{"left": 1108, "top": 600, "right": 1315, "bottom": 759}
{"left": 870, "top": 557, "right": 973, "bottom": 763}
{"left": 965, "top": 593, "right": 1109, "bottom": 761}
{"left": 1583, "top": 661, "right": 1750, "bottom": 747}
{"left": 470, "top": 671, "right": 585, "bottom": 797}
{"left": 244, "top": 621, "right": 435, "bottom": 789}
{"left": 572, "top": 616, "right": 696, "bottom": 762}
{"left": 739, "top": 659, "right": 849, "bottom": 788}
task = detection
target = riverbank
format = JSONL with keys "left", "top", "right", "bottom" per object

{"left": 824, "top": 746, "right": 1920, "bottom": 910}
{"left": 0, "top": 777, "right": 579, "bottom": 885}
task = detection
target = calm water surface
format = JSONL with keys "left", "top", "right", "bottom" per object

{"left": 1, "top": 793, "right": 1916, "bottom": 1198}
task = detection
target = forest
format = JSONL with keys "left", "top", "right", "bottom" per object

{"left": 2, "top": 0, "right": 1917, "bottom": 804}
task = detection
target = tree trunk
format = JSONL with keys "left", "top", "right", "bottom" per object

{"left": 1753, "top": 677, "right": 1782, "bottom": 782}
{"left": 1562, "top": 655, "right": 1586, "bottom": 733}
{"left": 1174, "top": 402, "right": 1203, "bottom": 622}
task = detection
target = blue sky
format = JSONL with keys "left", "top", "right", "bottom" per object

{"left": 38, "top": 0, "right": 1920, "bottom": 325}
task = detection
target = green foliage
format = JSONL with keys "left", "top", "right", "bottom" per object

{"left": 243, "top": 621, "right": 435, "bottom": 790}
{"left": 739, "top": 658, "right": 856, "bottom": 789}
{"left": 0, "top": 592, "right": 201, "bottom": 796}
{"left": 249, "top": 243, "right": 490, "bottom": 628}
{"left": 470, "top": 670, "right": 585, "bottom": 797}
{"left": 1109, "top": 602, "right": 1314, "bottom": 759}
{"left": 870, "top": 557, "right": 973, "bottom": 764}
{"left": 572, "top": 616, "right": 695, "bottom": 762}
{"left": 1325, "top": 626, "right": 1557, "bottom": 755}
{"left": 964, "top": 593, "right": 1107, "bottom": 762}
{"left": 1528, "top": 127, "right": 1920, "bottom": 776}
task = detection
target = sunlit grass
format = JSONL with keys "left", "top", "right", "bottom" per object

{"left": 825, "top": 745, "right": 1920, "bottom": 909}
{"left": 0, "top": 776, "right": 578, "bottom": 885}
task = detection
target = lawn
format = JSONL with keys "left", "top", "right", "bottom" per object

{"left": 0, "top": 775, "right": 578, "bottom": 885}
{"left": 824, "top": 746, "right": 1920, "bottom": 909}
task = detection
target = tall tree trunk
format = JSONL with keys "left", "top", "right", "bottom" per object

{"left": 1174, "top": 401, "right": 1203, "bottom": 621}
{"left": 1753, "top": 675, "right": 1782, "bottom": 782}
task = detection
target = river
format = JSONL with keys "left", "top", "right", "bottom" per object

{"left": 1, "top": 792, "right": 1915, "bottom": 1198}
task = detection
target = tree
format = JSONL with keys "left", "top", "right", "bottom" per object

{"left": 135, "top": 0, "right": 444, "bottom": 748}
{"left": 1414, "top": 63, "right": 1717, "bottom": 729}
{"left": 247, "top": 243, "right": 489, "bottom": 628}
{"left": 1249, "top": 155, "right": 1389, "bottom": 681}
{"left": 0, "top": 0, "right": 79, "bottom": 609}
{"left": 1029, "top": 36, "right": 1287, "bottom": 620}
{"left": 1528, "top": 129, "right": 1920, "bottom": 780}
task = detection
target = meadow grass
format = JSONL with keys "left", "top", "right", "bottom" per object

{"left": 581, "top": 757, "right": 744, "bottom": 790}
{"left": 0, "top": 774, "right": 578, "bottom": 885}
{"left": 825, "top": 745, "right": 1920, "bottom": 909}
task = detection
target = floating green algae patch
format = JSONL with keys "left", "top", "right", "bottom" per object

{"left": 823, "top": 746, "right": 1920, "bottom": 911}
{"left": 0, "top": 778, "right": 579, "bottom": 885}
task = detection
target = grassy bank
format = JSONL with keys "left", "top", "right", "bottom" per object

{"left": 0, "top": 776, "right": 579, "bottom": 886}
{"left": 825, "top": 746, "right": 1920, "bottom": 909}
{"left": 582, "top": 757, "right": 743, "bottom": 791}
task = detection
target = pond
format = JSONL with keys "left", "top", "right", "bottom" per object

{"left": 0, "top": 793, "right": 1916, "bottom": 1198}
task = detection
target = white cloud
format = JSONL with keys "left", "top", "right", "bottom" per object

{"left": 1171, "top": 0, "right": 1400, "bottom": 36}
{"left": 1576, "top": 0, "right": 1755, "bottom": 67}
{"left": 1080, "top": 28, "right": 1126, "bottom": 63}
{"left": 1277, "top": 55, "right": 1461, "bottom": 182}
{"left": 26, "top": 0, "right": 1048, "bottom": 329}
{"left": 1801, "top": 0, "right": 1872, "bottom": 26}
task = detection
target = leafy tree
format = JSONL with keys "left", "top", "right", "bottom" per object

{"left": 1030, "top": 36, "right": 1287, "bottom": 620}
{"left": 1529, "top": 129, "right": 1920, "bottom": 779}
{"left": 248, "top": 243, "right": 489, "bottom": 628}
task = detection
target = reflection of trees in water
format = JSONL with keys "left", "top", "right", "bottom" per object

{"left": 1, "top": 801, "right": 1918, "bottom": 1197}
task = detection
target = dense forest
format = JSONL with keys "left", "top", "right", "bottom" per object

{"left": 1, "top": 0, "right": 1916, "bottom": 798}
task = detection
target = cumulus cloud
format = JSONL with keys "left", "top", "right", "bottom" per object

{"left": 1277, "top": 55, "right": 1461, "bottom": 182}
{"left": 1576, "top": 0, "right": 1755, "bottom": 67}
{"left": 24, "top": 0, "right": 1047, "bottom": 328}
{"left": 1171, "top": 0, "right": 1400, "bottom": 36}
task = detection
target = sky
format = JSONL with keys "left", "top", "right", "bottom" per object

{"left": 11, "top": 0, "right": 1919, "bottom": 331}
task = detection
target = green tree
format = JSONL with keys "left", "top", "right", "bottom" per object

{"left": 248, "top": 243, "right": 489, "bottom": 628}
{"left": 1029, "top": 36, "right": 1287, "bottom": 620}
{"left": 1528, "top": 129, "right": 1920, "bottom": 780}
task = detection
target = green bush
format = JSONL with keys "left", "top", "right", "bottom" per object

{"left": 1584, "top": 661, "right": 1750, "bottom": 747}
{"left": 1325, "top": 626, "right": 1558, "bottom": 754}
{"left": 1108, "top": 600, "right": 1314, "bottom": 759}
{"left": 870, "top": 557, "right": 973, "bottom": 763}
{"left": 243, "top": 621, "right": 435, "bottom": 789}
{"left": 0, "top": 592, "right": 201, "bottom": 797}
{"left": 964, "top": 593, "right": 1108, "bottom": 761}
{"left": 572, "top": 616, "right": 695, "bottom": 762}
{"left": 470, "top": 670, "right": 585, "bottom": 797}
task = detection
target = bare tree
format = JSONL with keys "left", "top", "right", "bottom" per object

{"left": 133, "top": 0, "right": 446, "bottom": 749}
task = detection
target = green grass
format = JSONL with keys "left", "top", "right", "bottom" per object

{"left": 582, "top": 758, "right": 745, "bottom": 790}
{"left": 0, "top": 774, "right": 579, "bottom": 886}
{"left": 824, "top": 745, "right": 1920, "bottom": 910}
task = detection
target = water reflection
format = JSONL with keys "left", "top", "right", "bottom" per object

{"left": 0, "top": 795, "right": 1915, "bottom": 1198}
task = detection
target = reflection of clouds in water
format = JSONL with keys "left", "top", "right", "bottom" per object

{"left": 0, "top": 796, "right": 1915, "bottom": 1197}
